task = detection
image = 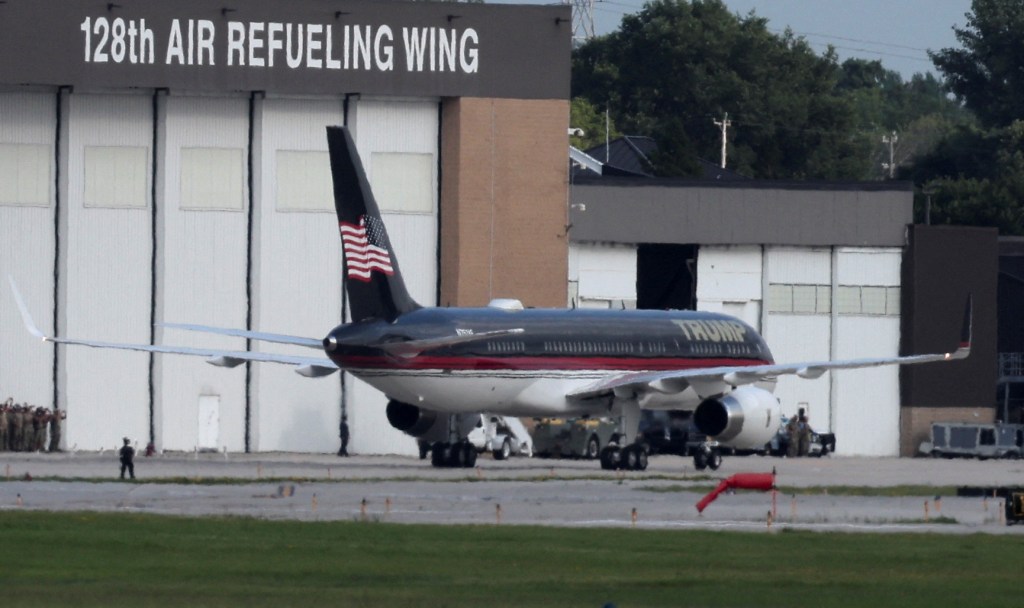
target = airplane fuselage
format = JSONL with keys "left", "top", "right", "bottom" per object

{"left": 324, "top": 306, "right": 774, "bottom": 416}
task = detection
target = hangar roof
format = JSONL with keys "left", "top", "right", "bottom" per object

{"left": 569, "top": 177, "right": 914, "bottom": 247}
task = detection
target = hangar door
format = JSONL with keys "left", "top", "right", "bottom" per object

{"left": 637, "top": 244, "right": 697, "bottom": 310}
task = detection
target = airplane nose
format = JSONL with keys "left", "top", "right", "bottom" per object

{"left": 324, "top": 334, "right": 339, "bottom": 352}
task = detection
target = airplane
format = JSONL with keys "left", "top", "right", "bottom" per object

{"left": 10, "top": 126, "right": 972, "bottom": 470}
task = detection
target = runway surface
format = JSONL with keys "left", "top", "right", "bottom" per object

{"left": 2, "top": 451, "right": 1023, "bottom": 534}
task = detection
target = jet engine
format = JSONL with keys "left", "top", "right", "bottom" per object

{"left": 692, "top": 386, "right": 782, "bottom": 450}
{"left": 385, "top": 400, "right": 449, "bottom": 443}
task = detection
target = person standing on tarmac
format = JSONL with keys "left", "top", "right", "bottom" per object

{"left": 119, "top": 438, "right": 136, "bottom": 480}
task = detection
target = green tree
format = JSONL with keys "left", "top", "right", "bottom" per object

{"left": 929, "top": 0, "right": 1024, "bottom": 129}
{"left": 569, "top": 97, "right": 621, "bottom": 151}
{"left": 904, "top": 0, "right": 1024, "bottom": 234}
{"left": 572, "top": 0, "right": 867, "bottom": 179}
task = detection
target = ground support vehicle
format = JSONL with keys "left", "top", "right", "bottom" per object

{"left": 761, "top": 417, "right": 836, "bottom": 457}
{"left": 467, "top": 415, "right": 533, "bottom": 460}
{"left": 921, "top": 422, "right": 1024, "bottom": 459}
{"left": 532, "top": 417, "right": 619, "bottom": 459}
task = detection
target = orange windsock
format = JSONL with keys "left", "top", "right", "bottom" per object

{"left": 696, "top": 472, "right": 775, "bottom": 513}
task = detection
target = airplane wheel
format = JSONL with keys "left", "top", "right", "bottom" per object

{"left": 451, "top": 443, "right": 468, "bottom": 468}
{"left": 600, "top": 446, "right": 619, "bottom": 470}
{"left": 462, "top": 443, "right": 478, "bottom": 468}
{"left": 585, "top": 436, "right": 600, "bottom": 460}
{"left": 636, "top": 448, "right": 649, "bottom": 471}
{"left": 694, "top": 451, "right": 708, "bottom": 471}
{"left": 707, "top": 451, "right": 722, "bottom": 470}
{"left": 624, "top": 445, "right": 640, "bottom": 470}
{"left": 431, "top": 443, "right": 447, "bottom": 467}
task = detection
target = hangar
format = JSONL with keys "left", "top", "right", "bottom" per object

{"left": 0, "top": 0, "right": 571, "bottom": 454}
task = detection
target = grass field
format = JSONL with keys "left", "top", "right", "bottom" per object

{"left": 2, "top": 511, "right": 1022, "bottom": 607}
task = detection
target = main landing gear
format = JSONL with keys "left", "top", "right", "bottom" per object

{"left": 599, "top": 437, "right": 650, "bottom": 471}
{"left": 692, "top": 443, "right": 722, "bottom": 471}
{"left": 428, "top": 441, "right": 478, "bottom": 469}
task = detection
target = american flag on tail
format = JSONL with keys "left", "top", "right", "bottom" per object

{"left": 339, "top": 215, "right": 394, "bottom": 281}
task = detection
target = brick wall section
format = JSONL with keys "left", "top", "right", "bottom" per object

{"left": 900, "top": 406, "right": 996, "bottom": 456}
{"left": 440, "top": 97, "right": 569, "bottom": 307}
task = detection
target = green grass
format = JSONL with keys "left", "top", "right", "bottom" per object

{"left": 1, "top": 511, "right": 1023, "bottom": 607}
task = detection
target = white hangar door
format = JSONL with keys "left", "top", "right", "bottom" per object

{"left": 345, "top": 98, "right": 440, "bottom": 456}
{"left": 762, "top": 247, "right": 833, "bottom": 438}
{"left": 63, "top": 93, "right": 153, "bottom": 451}
{"left": 251, "top": 96, "right": 345, "bottom": 453}
{"left": 155, "top": 95, "right": 250, "bottom": 453}
{"left": 832, "top": 248, "right": 902, "bottom": 456}
{"left": 0, "top": 91, "right": 57, "bottom": 409}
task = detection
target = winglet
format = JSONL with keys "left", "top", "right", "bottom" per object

{"left": 7, "top": 276, "right": 47, "bottom": 341}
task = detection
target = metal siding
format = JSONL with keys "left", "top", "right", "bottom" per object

{"left": 834, "top": 316, "right": 901, "bottom": 456}
{"left": 157, "top": 96, "right": 250, "bottom": 452}
{"left": 575, "top": 244, "right": 637, "bottom": 301}
{"left": 836, "top": 247, "right": 902, "bottom": 286}
{"left": 347, "top": 98, "right": 438, "bottom": 455}
{"left": 252, "top": 97, "right": 346, "bottom": 453}
{"left": 570, "top": 183, "right": 912, "bottom": 247}
{"left": 764, "top": 315, "right": 832, "bottom": 429}
{"left": 765, "top": 247, "right": 832, "bottom": 284}
{"left": 696, "top": 246, "right": 762, "bottom": 302}
{"left": 0, "top": 92, "right": 57, "bottom": 407}
{"left": 65, "top": 94, "right": 151, "bottom": 450}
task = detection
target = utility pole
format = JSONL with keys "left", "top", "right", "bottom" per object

{"left": 712, "top": 112, "right": 731, "bottom": 169}
{"left": 881, "top": 131, "right": 898, "bottom": 178}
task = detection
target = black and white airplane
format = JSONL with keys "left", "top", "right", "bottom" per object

{"left": 11, "top": 126, "right": 972, "bottom": 470}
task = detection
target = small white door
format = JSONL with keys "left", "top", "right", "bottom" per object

{"left": 198, "top": 395, "right": 220, "bottom": 451}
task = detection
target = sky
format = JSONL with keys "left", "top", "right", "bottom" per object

{"left": 493, "top": 0, "right": 975, "bottom": 79}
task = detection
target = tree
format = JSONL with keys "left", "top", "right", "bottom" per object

{"left": 929, "top": 0, "right": 1024, "bottom": 129}
{"left": 569, "top": 97, "right": 621, "bottom": 151}
{"left": 902, "top": 0, "right": 1024, "bottom": 234}
{"left": 572, "top": 0, "right": 867, "bottom": 179}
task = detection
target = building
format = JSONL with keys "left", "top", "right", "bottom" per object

{"left": 0, "top": 0, "right": 571, "bottom": 454}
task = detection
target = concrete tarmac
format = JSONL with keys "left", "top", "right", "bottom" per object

{"left": 2, "top": 451, "right": 1024, "bottom": 534}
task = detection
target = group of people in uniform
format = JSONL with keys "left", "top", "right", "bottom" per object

{"left": 785, "top": 407, "right": 813, "bottom": 457}
{"left": 0, "top": 398, "right": 66, "bottom": 453}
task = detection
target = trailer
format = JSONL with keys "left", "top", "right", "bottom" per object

{"left": 921, "top": 422, "right": 1024, "bottom": 459}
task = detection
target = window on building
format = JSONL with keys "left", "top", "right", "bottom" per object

{"left": 0, "top": 143, "right": 50, "bottom": 206}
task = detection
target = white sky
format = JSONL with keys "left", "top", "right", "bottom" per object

{"left": 490, "top": 0, "right": 974, "bottom": 79}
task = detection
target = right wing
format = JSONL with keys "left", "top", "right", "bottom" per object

{"left": 9, "top": 277, "right": 338, "bottom": 378}
{"left": 569, "top": 295, "right": 972, "bottom": 403}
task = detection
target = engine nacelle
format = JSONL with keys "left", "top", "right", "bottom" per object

{"left": 693, "top": 386, "right": 782, "bottom": 450}
{"left": 385, "top": 400, "right": 449, "bottom": 442}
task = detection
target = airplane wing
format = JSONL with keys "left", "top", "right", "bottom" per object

{"left": 569, "top": 296, "right": 972, "bottom": 402}
{"left": 9, "top": 277, "right": 338, "bottom": 378}
{"left": 161, "top": 323, "right": 323, "bottom": 349}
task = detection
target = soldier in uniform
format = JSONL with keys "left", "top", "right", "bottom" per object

{"left": 785, "top": 409, "right": 801, "bottom": 457}
{"left": 119, "top": 438, "right": 136, "bottom": 480}
{"left": 11, "top": 405, "right": 24, "bottom": 452}
{"left": 49, "top": 409, "right": 66, "bottom": 452}
{"left": 798, "top": 411, "right": 812, "bottom": 457}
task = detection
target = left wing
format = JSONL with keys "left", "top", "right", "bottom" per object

{"left": 9, "top": 277, "right": 339, "bottom": 378}
{"left": 569, "top": 296, "right": 972, "bottom": 402}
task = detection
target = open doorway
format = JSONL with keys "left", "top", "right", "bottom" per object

{"left": 637, "top": 244, "right": 697, "bottom": 310}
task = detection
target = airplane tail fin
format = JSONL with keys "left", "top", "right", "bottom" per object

{"left": 327, "top": 126, "right": 420, "bottom": 323}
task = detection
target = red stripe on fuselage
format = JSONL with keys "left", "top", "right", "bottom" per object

{"left": 332, "top": 354, "right": 771, "bottom": 371}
